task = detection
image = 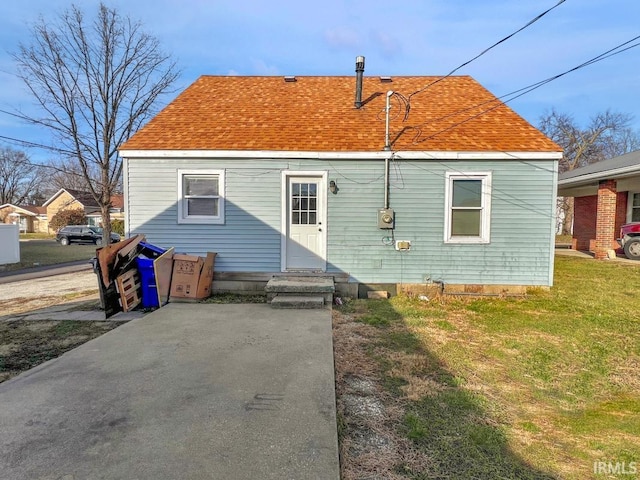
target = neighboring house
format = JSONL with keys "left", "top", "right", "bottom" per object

{"left": 1, "top": 189, "right": 125, "bottom": 234}
{"left": 119, "top": 69, "right": 562, "bottom": 295}
{"left": 43, "top": 188, "right": 124, "bottom": 231}
{"left": 558, "top": 149, "right": 640, "bottom": 258}
{"left": 0, "top": 204, "right": 47, "bottom": 233}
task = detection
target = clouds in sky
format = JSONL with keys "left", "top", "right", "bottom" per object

{"left": 1, "top": 0, "right": 639, "bottom": 161}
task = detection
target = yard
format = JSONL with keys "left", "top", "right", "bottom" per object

{"left": 2, "top": 239, "right": 97, "bottom": 271}
{"left": 334, "top": 255, "right": 640, "bottom": 479}
{"left": 1, "top": 253, "right": 637, "bottom": 478}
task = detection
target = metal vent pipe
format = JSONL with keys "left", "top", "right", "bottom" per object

{"left": 354, "top": 56, "right": 365, "bottom": 108}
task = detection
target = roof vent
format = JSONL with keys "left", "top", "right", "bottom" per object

{"left": 380, "top": 76, "right": 392, "bottom": 83}
{"left": 354, "top": 55, "right": 365, "bottom": 109}
{"left": 284, "top": 76, "right": 297, "bottom": 82}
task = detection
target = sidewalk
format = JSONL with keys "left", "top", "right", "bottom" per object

{"left": 0, "top": 260, "right": 92, "bottom": 284}
{"left": 554, "top": 247, "right": 640, "bottom": 265}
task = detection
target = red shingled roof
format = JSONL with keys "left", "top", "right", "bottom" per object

{"left": 21, "top": 205, "right": 46, "bottom": 215}
{"left": 120, "top": 75, "right": 560, "bottom": 153}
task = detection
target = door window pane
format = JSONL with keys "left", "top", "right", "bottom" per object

{"left": 291, "top": 181, "right": 319, "bottom": 225}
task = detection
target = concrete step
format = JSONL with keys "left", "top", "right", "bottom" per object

{"left": 271, "top": 295, "right": 326, "bottom": 309}
{"left": 265, "top": 276, "right": 335, "bottom": 295}
{"left": 266, "top": 276, "right": 335, "bottom": 308}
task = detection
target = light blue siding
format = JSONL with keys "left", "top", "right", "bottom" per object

{"left": 126, "top": 156, "right": 557, "bottom": 285}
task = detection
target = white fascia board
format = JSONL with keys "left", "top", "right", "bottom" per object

{"left": 119, "top": 149, "right": 562, "bottom": 161}
{"left": 558, "top": 164, "right": 640, "bottom": 187}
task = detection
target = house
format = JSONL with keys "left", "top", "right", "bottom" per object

{"left": 0, "top": 189, "right": 125, "bottom": 234}
{"left": 119, "top": 63, "right": 562, "bottom": 296}
{"left": 558, "top": 149, "right": 640, "bottom": 258}
{"left": 0, "top": 204, "right": 47, "bottom": 233}
{"left": 43, "top": 188, "right": 124, "bottom": 231}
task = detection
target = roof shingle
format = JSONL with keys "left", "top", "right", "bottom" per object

{"left": 120, "top": 75, "right": 560, "bottom": 153}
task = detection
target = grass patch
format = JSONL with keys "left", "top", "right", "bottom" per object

{"left": 334, "top": 256, "right": 640, "bottom": 479}
{"left": 20, "top": 233, "right": 55, "bottom": 240}
{"left": 0, "top": 320, "right": 123, "bottom": 383}
{"left": 2, "top": 240, "right": 96, "bottom": 271}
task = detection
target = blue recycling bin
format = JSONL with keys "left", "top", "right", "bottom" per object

{"left": 135, "top": 242, "right": 166, "bottom": 308}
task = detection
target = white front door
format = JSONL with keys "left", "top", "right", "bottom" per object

{"left": 283, "top": 174, "right": 326, "bottom": 271}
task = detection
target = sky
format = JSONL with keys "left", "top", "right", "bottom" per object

{"left": 0, "top": 0, "right": 639, "bottom": 165}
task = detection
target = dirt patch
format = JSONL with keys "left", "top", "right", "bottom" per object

{"left": 333, "top": 309, "right": 433, "bottom": 479}
{"left": 0, "top": 320, "right": 122, "bottom": 383}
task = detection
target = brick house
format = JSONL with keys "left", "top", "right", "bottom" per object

{"left": 43, "top": 188, "right": 124, "bottom": 231}
{"left": 0, "top": 189, "right": 125, "bottom": 234}
{"left": 558, "top": 149, "right": 640, "bottom": 258}
{"left": 0, "top": 204, "right": 48, "bottom": 233}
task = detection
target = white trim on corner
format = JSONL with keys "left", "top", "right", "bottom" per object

{"left": 177, "top": 169, "right": 226, "bottom": 224}
{"left": 280, "top": 170, "right": 328, "bottom": 273}
{"left": 123, "top": 157, "right": 130, "bottom": 237}
{"left": 120, "top": 149, "right": 562, "bottom": 161}
{"left": 444, "top": 171, "right": 493, "bottom": 244}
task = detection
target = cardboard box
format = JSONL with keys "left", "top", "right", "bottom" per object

{"left": 169, "top": 252, "right": 216, "bottom": 300}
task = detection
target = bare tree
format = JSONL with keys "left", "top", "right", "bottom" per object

{"left": 0, "top": 146, "right": 42, "bottom": 205}
{"left": 540, "top": 109, "right": 639, "bottom": 173}
{"left": 539, "top": 109, "right": 640, "bottom": 234}
{"left": 45, "top": 158, "right": 94, "bottom": 193}
{"left": 14, "top": 3, "right": 179, "bottom": 243}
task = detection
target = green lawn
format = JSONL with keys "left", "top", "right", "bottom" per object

{"left": 337, "top": 256, "right": 640, "bottom": 479}
{"left": 3, "top": 240, "right": 97, "bottom": 271}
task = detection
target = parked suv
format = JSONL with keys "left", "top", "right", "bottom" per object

{"left": 56, "top": 225, "right": 121, "bottom": 246}
{"left": 618, "top": 222, "right": 640, "bottom": 260}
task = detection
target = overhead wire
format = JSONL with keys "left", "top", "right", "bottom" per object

{"left": 393, "top": 34, "right": 640, "bottom": 146}
{"left": 405, "top": 0, "right": 568, "bottom": 118}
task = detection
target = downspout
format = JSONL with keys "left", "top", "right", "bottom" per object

{"left": 384, "top": 90, "right": 393, "bottom": 209}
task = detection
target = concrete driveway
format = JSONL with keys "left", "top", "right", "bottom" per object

{"left": 0, "top": 303, "right": 340, "bottom": 480}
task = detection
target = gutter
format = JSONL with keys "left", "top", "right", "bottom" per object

{"left": 558, "top": 164, "right": 640, "bottom": 187}
{"left": 118, "top": 149, "right": 563, "bottom": 161}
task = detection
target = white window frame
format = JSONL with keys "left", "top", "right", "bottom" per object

{"left": 177, "top": 169, "right": 225, "bottom": 224}
{"left": 628, "top": 192, "right": 640, "bottom": 222}
{"left": 444, "top": 171, "right": 492, "bottom": 244}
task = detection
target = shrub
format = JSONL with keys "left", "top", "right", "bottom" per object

{"left": 50, "top": 209, "right": 87, "bottom": 232}
{"left": 111, "top": 219, "right": 124, "bottom": 235}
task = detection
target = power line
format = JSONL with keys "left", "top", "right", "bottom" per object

{"left": 406, "top": 0, "right": 568, "bottom": 115}
{"left": 400, "top": 34, "right": 640, "bottom": 146}
{"left": 0, "top": 134, "right": 75, "bottom": 155}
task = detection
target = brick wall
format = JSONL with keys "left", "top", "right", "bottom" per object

{"left": 574, "top": 190, "right": 628, "bottom": 254}
{"left": 594, "top": 180, "right": 618, "bottom": 259}
{"left": 573, "top": 196, "right": 597, "bottom": 251}
{"left": 46, "top": 192, "right": 84, "bottom": 233}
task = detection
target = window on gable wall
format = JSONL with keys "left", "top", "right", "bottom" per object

{"left": 444, "top": 172, "right": 492, "bottom": 244}
{"left": 177, "top": 169, "right": 225, "bottom": 224}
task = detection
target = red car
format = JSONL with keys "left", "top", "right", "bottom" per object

{"left": 618, "top": 222, "right": 640, "bottom": 260}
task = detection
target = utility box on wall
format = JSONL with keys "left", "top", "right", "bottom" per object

{"left": 377, "top": 208, "right": 395, "bottom": 229}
